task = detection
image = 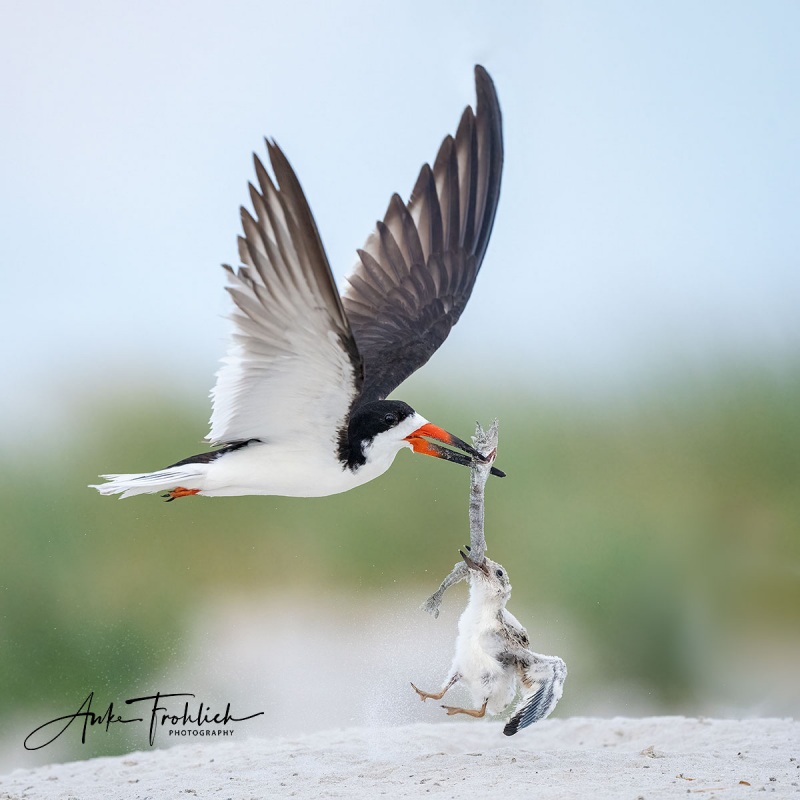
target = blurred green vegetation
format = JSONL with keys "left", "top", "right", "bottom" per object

{"left": 2, "top": 365, "right": 799, "bottom": 758}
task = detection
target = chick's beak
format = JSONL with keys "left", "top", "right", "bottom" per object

{"left": 460, "top": 548, "right": 490, "bottom": 575}
{"left": 404, "top": 423, "right": 506, "bottom": 478}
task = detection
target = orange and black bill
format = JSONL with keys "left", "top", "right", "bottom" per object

{"left": 404, "top": 423, "right": 506, "bottom": 478}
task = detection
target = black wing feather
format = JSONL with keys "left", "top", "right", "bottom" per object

{"left": 503, "top": 682, "right": 553, "bottom": 736}
{"left": 342, "top": 65, "right": 503, "bottom": 404}
{"left": 503, "top": 655, "right": 567, "bottom": 737}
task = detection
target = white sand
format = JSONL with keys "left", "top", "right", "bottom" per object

{"left": 1, "top": 717, "right": 797, "bottom": 799}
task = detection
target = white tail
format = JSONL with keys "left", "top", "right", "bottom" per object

{"left": 90, "top": 466, "right": 207, "bottom": 499}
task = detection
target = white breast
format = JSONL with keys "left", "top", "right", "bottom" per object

{"left": 201, "top": 439, "right": 409, "bottom": 497}
{"left": 450, "top": 584, "right": 518, "bottom": 714}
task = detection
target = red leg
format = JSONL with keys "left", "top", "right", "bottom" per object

{"left": 163, "top": 487, "right": 201, "bottom": 502}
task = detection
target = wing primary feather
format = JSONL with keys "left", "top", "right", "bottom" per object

{"left": 394, "top": 193, "right": 426, "bottom": 269}
{"left": 472, "top": 65, "right": 503, "bottom": 265}
{"left": 376, "top": 221, "right": 409, "bottom": 284}
{"left": 239, "top": 209, "right": 306, "bottom": 319}
{"left": 431, "top": 136, "right": 459, "bottom": 251}
{"left": 255, "top": 169, "right": 315, "bottom": 305}
{"left": 420, "top": 164, "right": 444, "bottom": 257}
{"left": 383, "top": 193, "right": 412, "bottom": 269}
{"left": 454, "top": 107, "right": 477, "bottom": 249}
{"left": 266, "top": 141, "right": 349, "bottom": 322}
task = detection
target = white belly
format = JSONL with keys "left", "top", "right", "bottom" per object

{"left": 201, "top": 440, "right": 405, "bottom": 497}
{"left": 452, "top": 602, "right": 518, "bottom": 714}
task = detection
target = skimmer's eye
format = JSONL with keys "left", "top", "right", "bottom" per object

{"left": 496, "top": 569, "right": 504, "bottom": 578}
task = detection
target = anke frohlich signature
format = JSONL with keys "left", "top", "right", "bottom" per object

{"left": 24, "top": 692, "right": 264, "bottom": 750}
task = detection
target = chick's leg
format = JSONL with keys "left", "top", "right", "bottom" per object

{"left": 442, "top": 699, "right": 488, "bottom": 718}
{"left": 411, "top": 673, "right": 460, "bottom": 701}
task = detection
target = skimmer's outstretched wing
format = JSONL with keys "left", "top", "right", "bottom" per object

{"left": 209, "top": 142, "right": 363, "bottom": 447}
{"left": 342, "top": 65, "right": 503, "bottom": 404}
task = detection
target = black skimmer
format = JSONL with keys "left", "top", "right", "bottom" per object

{"left": 411, "top": 551, "right": 567, "bottom": 735}
{"left": 92, "top": 65, "right": 504, "bottom": 501}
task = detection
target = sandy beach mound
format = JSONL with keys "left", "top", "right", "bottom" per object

{"left": 1, "top": 717, "right": 797, "bottom": 799}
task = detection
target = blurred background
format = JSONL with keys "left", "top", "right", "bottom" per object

{"left": 2, "top": 0, "right": 799, "bottom": 772}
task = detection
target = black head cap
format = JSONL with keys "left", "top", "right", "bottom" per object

{"left": 339, "top": 400, "right": 417, "bottom": 469}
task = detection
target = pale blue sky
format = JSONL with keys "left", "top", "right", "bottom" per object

{"left": 2, "top": 0, "right": 799, "bottom": 433}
